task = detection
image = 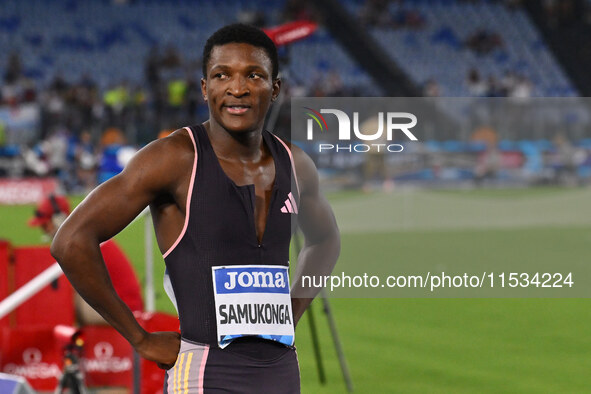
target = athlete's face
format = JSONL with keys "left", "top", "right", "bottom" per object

{"left": 201, "top": 43, "right": 280, "bottom": 133}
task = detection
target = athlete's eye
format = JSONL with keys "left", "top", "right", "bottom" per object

{"left": 214, "top": 72, "right": 228, "bottom": 79}
{"left": 249, "top": 73, "right": 262, "bottom": 79}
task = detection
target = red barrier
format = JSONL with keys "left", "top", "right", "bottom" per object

{"left": 0, "top": 240, "right": 179, "bottom": 393}
{"left": 82, "top": 325, "right": 134, "bottom": 390}
{"left": 0, "top": 326, "right": 62, "bottom": 392}
{"left": 12, "top": 246, "right": 74, "bottom": 327}
{"left": 0, "top": 240, "right": 13, "bottom": 331}
{"left": 82, "top": 312, "right": 179, "bottom": 393}
{"left": 0, "top": 321, "right": 176, "bottom": 392}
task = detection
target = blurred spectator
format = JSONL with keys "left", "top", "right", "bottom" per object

{"left": 21, "top": 126, "right": 70, "bottom": 178}
{"left": 167, "top": 74, "right": 188, "bottom": 125}
{"left": 423, "top": 78, "right": 441, "bottom": 97}
{"left": 551, "top": 133, "right": 578, "bottom": 185}
{"left": 465, "top": 68, "right": 532, "bottom": 97}
{"left": 465, "top": 29, "right": 504, "bottom": 55}
{"left": 500, "top": 70, "right": 518, "bottom": 95}
{"left": 49, "top": 73, "right": 69, "bottom": 95}
{"left": 97, "top": 127, "right": 138, "bottom": 183}
{"left": 38, "top": 73, "right": 103, "bottom": 139}
{"left": 485, "top": 75, "right": 502, "bottom": 97}
{"left": 1, "top": 80, "right": 21, "bottom": 106}
{"left": 41, "top": 127, "right": 69, "bottom": 177}
{"left": 474, "top": 142, "right": 501, "bottom": 186}
{"left": 161, "top": 45, "right": 182, "bottom": 69}
{"left": 73, "top": 131, "right": 98, "bottom": 193}
{"left": 101, "top": 127, "right": 126, "bottom": 146}
{"left": 466, "top": 68, "right": 488, "bottom": 96}
{"left": 22, "top": 143, "right": 49, "bottom": 177}
{"left": 510, "top": 75, "right": 533, "bottom": 98}
{"left": 21, "top": 78, "right": 37, "bottom": 103}
{"left": 103, "top": 81, "right": 131, "bottom": 128}
{"left": 1, "top": 54, "right": 37, "bottom": 104}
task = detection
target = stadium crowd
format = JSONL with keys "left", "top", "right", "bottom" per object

{"left": 1, "top": 0, "right": 589, "bottom": 193}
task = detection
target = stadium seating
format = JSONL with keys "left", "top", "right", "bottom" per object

{"left": 0, "top": 0, "right": 380, "bottom": 94}
{"left": 344, "top": 0, "right": 577, "bottom": 97}
{"left": 0, "top": 0, "right": 577, "bottom": 97}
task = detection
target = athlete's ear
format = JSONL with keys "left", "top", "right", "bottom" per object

{"left": 271, "top": 78, "right": 281, "bottom": 102}
{"left": 201, "top": 77, "right": 208, "bottom": 101}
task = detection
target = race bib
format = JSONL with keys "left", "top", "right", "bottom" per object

{"left": 212, "top": 265, "right": 295, "bottom": 349}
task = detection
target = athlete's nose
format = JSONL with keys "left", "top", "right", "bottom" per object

{"left": 226, "top": 75, "right": 249, "bottom": 97}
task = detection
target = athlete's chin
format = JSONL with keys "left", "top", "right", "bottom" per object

{"left": 219, "top": 117, "right": 262, "bottom": 133}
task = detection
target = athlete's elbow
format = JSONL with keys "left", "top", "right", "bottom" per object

{"left": 50, "top": 230, "right": 70, "bottom": 264}
{"left": 51, "top": 227, "right": 86, "bottom": 266}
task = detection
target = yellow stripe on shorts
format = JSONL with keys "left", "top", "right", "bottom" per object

{"left": 183, "top": 352, "right": 194, "bottom": 394}
{"left": 172, "top": 354, "right": 177, "bottom": 394}
{"left": 176, "top": 352, "right": 185, "bottom": 394}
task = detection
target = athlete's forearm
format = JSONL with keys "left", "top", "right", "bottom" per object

{"left": 290, "top": 231, "right": 340, "bottom": 325}
{"left": 51, "top": 230, "right": 147, "bottom": 346}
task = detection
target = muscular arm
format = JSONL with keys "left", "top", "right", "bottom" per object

{"left": 51, "top": 131, "right": 192, "bottom": 368}
{"left": 290, "top": 146, "right": 340, "bottom": 326}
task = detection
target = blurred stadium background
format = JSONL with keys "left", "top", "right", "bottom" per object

{"left": 1, "top": 0, "right": 590, "bottom": 392}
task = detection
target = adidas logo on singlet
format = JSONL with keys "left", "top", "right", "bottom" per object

{"left": 280, "top": 192, "right": 298, "bottom": 214}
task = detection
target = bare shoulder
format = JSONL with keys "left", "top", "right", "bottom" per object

{"left": 122, "top": 128, "right": 195, "bottom": 190}
{"left": 139, "top": 128, "right": 194, "bottom": 164}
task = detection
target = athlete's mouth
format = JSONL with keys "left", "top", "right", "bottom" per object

{"left": 224, "top": 105, "right": 251, "bottom": 114}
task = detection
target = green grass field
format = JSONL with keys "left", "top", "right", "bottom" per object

{"left": 2, "top": 187, "right": 590, "bottom": 393}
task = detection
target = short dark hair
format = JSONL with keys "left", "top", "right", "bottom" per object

{"left": 202, "top": 23, "right": 279, "bottom": 80}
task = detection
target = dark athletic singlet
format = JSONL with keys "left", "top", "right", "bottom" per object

{"left": 163, "top": 124, "right": 299, "bottom": 346}
{"left": 162, "top": 125, "right": 301, "bottom": 394}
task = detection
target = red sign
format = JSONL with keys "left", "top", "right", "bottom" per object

{"left": 0, "top": 178, "right": 58, "bottom": 205}
{"left": 264, "top": 20, "right": 318, "bottom": 46}
{"left": 0, "top": 326, "right": 62, "bottom": 391}
{"left": 82, "top": 326, "right": 134, "bottom": 390}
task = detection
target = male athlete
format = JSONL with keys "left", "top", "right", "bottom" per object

{"left": 51, "top": 24, "right": 340, "bottom": 393}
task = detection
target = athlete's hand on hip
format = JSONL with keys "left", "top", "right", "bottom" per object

{"left": 135, "top": 331, "right": 181, "bottom": 370}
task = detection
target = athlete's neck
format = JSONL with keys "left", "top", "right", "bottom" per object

{"left": 204, "top": 120, "right": 266, "bottom": 162}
